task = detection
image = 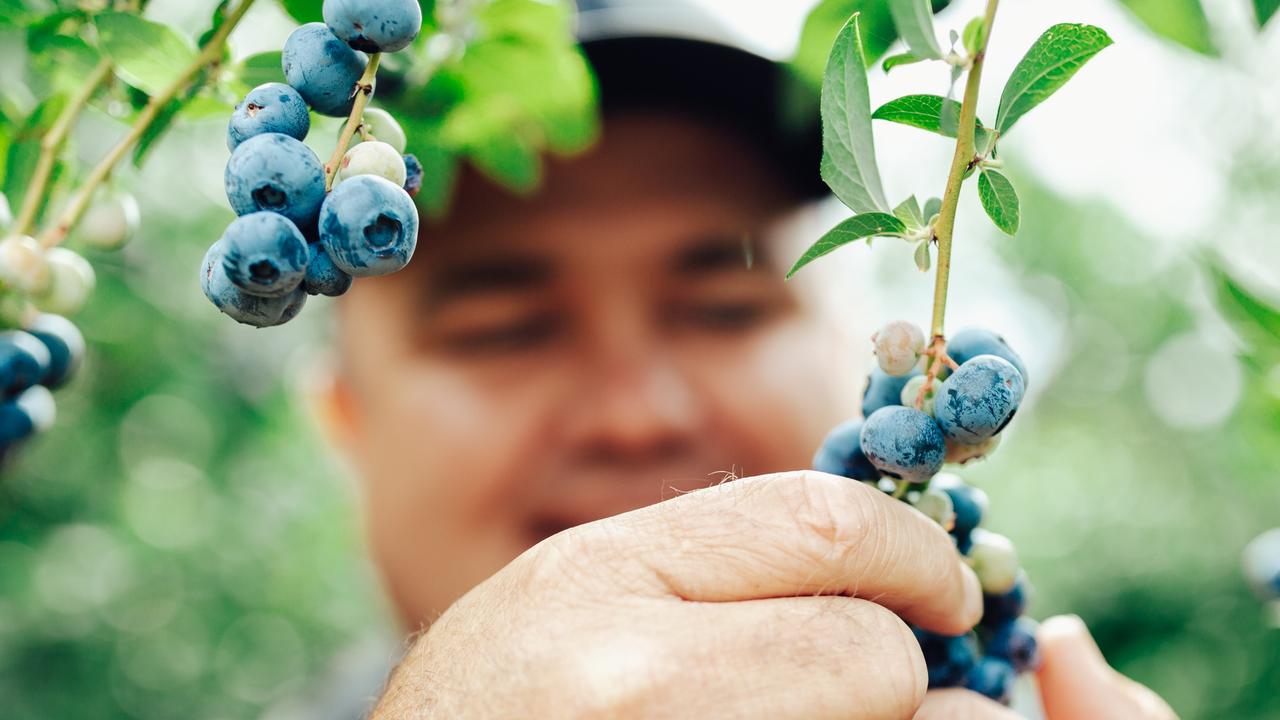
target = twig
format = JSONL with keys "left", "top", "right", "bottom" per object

{"left": 324, "top": 53, "right": 382, "bottom": 191}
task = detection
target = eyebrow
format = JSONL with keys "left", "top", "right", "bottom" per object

{"left": 422, "top": 256, "right": 555, "bottom": 307}
{"left": 672, "top": 235, "right": 763, "bottom": 274}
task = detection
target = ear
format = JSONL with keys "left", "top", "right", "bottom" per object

{"left": 301, "top": 353, "right": 362, "bottom": 452}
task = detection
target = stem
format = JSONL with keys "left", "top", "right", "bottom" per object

{"left": 324, "top": 53, "right": 382, "bottom": 191}
{"left": 928, "top": 0, "right": 1000, "bottom": 341}
{"left": 35, "top": 0, "right": 259, "bottom": 249}
{"left": 11, "top": 57, "right": 115, "bottom": 238}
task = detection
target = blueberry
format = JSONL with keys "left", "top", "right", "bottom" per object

{"left": 899, "top": 374, "right": 936, "bottom": 416}
{"left": 968, "top": 529, "right": 1020, "bottom": 594}
{"left": 862, "top": 365, "right": 921, "bottom": 417}
{"left": 812, "top": 419, "right": 880, "bottom": 481}
{"left": 916, "top": 487, "right": 955, "bottom": 531}
{"left": 985, "top": 617, "right": 1041, "bottom": 674}
{"left": 0, "top": 331, "right": 52, "bottom": 398}
{"left": 874, "top": 320, "right": 926, "bottom": 376}
{"left": 218, "top": 212, "right": 309, "bottom": 298}
{"left": 335, "top": 140, "right": 407, "bottom": 187}
{"left": 403, "top": 153, "right": 423, "bottom": 197}
{"left": 982, "top": 571, "right": 1030, "bottom": 626}
{"left": 34, "top": 247, "right": 95, "bottom": 316}
{"left": 944, "top": 434, "right": 1001, "bottom": 466}
{"left": 349, "top": 107, "right": 407, "bottom": 153}
{"left": 859, "top": 406, "right": 945, "bottom": 484}
{"left": 941, "top": 483, "right": 987, "bottom": 537}
{"left": 304, "top": 241, "right": 354, "bottom": 297}
{"left": 225, "top": 133, "right": 327, "bottom": 228}
{"left": 227, "top": 83, "right": 311, "bottom": 151}
{"left": 912, "top": 627, "right": 978, "bottom": 688}
{"left": 0, "top": 385, "right": 55, "bottom": 444}
{"left": 75, "top": 191, "right": 140, "bottom": 249}
{"left": 0, "top": 235, "right": 50, "bottom": 294}
{"left": 323, "top": 0, "right": 423, "bottom": 53}
{"left": 318, "top": 174, "right": 418, "bottom": 277}
{"left": 934, "top": 355, "right": 1024, "bottom": 445}
{"left": 964, "top": 656, "right": 1016, "bottom": 705}
{"left": 201, "top": 241, "right": 308, "bottom": 327}
{"left": 948, "top": 328, "right": 1027, "bottom": 385}
{"left": 282, "top": 23, "right": 369, "bottom": 117}
{"left": 26, "top": 314, "right": 84, "bottom": 390}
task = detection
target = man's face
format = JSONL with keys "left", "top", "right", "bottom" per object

{"left": 330, "top": 113, "right": 851, "bottom": 623}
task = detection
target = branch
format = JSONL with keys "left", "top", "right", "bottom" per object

{"left": 35, "top": 0, "right": 259, "bottom": 249}
{"left": 324, "top": 52, "right": 382, "bottom": 191}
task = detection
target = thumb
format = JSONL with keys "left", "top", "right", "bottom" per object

{"left": 1036, "top": 614, "right": 1178, "bottom": 720}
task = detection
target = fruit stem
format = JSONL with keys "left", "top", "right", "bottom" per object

{"left": 325, "top": 52, "right": 383, "bottom": 191}
{"left": 34, "top": 0, "right": 259, "bottom": 250}
{"left": 927, "top": 0, "right": 1000, "bottom": 341}
{"left": 11, "top": 57, "right": 115, "bottom": 238}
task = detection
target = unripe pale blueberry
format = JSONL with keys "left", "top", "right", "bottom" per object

{"left": 935, "top": 355, "right": 1024, "bottom": 444}
{"left": 34, "top": 248, "right": 95, "bottom": 316}
{"left": 318, "top": 174, "right": 418, "bottom": 277}
{"left": 403, "top": 153, "right": 423, "bottom": 197}
{"left": 983, "top": 571, "right": 1030, "bottom": 626}
{"left": 859, "top": 405, "right": 945, "bottom": 484}
{"left": 303, "top": 241, "right": 353, "bottom": 297}
{"left": 0, "top": 236, "right": 50, "bottom": 294}
{"left": 335, "top": 140, "right": 407, "bottom": 187}
{"left": 225, "top": 133, "right": 327, "bottom": 228}
{"left": 218, "top": 213, "right": 309, "bottom": 298}
{"left": 985, "top": 617, "right": 1041, "bottom": 674}
{"left": 282, "top": 23, "right": 369, "bottom": 117}
{"left": 201, "top": 241, "right": 308, "bottom": 327}
{"left": 948, "top": 327, "right": 1027, "bottom": 385}
{"left": 350, "top": 107, "right": 406, "bottom": 153}
{"left": 945, "top": 433, "right": 1001, "bottom": 465}
{"left": 1243, "top": 528, "right": 1280, "bottom": 601}
{"left": 968, "top": 529, "right": 1019, "bottom": 594}
{"left": 862, "top": 365, "right": 921, "bottom": 417}
{"left": 912, "top": 627, "right": 978, "bottom": 689}
{"left": 0, "top": 330, "right": 52, "bottom": 397}
{"left": 916, "top": 487, "right": 955, "bottom": 531}
{"left": 0, "top": 385, "right": 55, "bottom": 444}
{"left": 899, "top": 374, "right": 936, "bottom": 415}
{"left": 27, "top": 314, "right": 84, "bottom": 390}
{"left": 964, "top": 656, "right": 1016, "bottom": 705}
{"left": 874, "top": 320, "right": 925, "bottom": 376}
{"left": 812, "top": 418, "right": 879, "bottom": 481}
{"left": 323, "top": 0, "right": 423, "bottom": 53}
{"left": 75, "top": 191, "right": 140, "bottom": 250}
{"left": 227, "top": 82, "right": 311, "bottom": 151}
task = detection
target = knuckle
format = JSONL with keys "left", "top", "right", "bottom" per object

{"left": 786, "top": 471, "right": 881, "bottom": 562}
{"left": 829, "top": 600, "right": 927, "bottom": 715}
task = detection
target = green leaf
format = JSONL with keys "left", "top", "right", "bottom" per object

{"left": 888, "top": 0, "right": 942, "bottom": 59}
{"left": 893, "top": 195, "right": 924, "bottom": 229}
{"left": 786, "top": 213, "right": 906, "bottom": 277}
{"left": 1256, "top": 0, "right": 1280, "bottom": 27}
{"left": 962, "top": 16, "right": 985, "bottom": 55}
{"left": 1117, "top": 0, "right": 1214, "bottom": 55}
{"left": 978, "top": 170, "right": 1019, "bottom": 235}
{"left": 2, "top": 96, "right": 65, "bottom": 225}
{"left": 96, "top": 11, "right": 197, "bottom": 96}
{"left": 882, "top": 51, "right": 924, "bottom": 73}
{"left": 995, "top": 23, "right": 1113, "bottom": 135}
{"left": 820, "top": 14, "right": 889, "bottom": 215}
{"left": 469, "top": 133, "right": 540, "bottom": 193}
{"left": 1210, "top": 262, "right": 1280, "bottom": 352}
{"left": 923, "top": 196, "right": 941, "bottom": 220}
{"left": 278, "top": 0, "right": 323, "bottom": 24}
{"left": 913, "top": 240, "right": 932, "bottom": 271}
{"left": 232, "top": 51, "right": 285, "bottom": 91}
{"left": 871, "top": 94, "right": 992, "bottom": 147}
{"left": 793, "top": 0, "right": 897, "bottom": 87}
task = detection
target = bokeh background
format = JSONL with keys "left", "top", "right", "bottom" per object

{"left": 2, "top": 0, "right": 1280, "bottom": 718}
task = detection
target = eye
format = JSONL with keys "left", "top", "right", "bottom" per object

{"left": 678, "top": 298, "right": 775, "bottom": 332}
{"left": 439, "top": 313, "right": 563, "bottom": 355}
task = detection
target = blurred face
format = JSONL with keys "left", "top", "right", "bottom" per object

{"left": 331, "top": 113, "right": 848, "bottom": 624}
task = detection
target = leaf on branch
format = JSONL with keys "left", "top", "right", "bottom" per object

{"left": 923, "top": 196, "right": 942, "bottom": 220}
{"left": 232, "top": 51, "right": 286, "bottom": 92}
{"left": 279, "top": 0, "right": 325, "bottom": 24}
{"left": 995, "top": 23, "right": 1113, "bottom": 135}
{"left": 1256, "top": 0, "right": 1280, "bottom": 27}
{"left": 882, "top": 52, "right": 924, "bottom": 73}
{"left": 786, "top": 213, "right": 906, "bottom": 277}
{"left": 888, "top": 0, "right": 942, "bottom": 59}
{"left": 95, "top": 12, "right": 198, "bottom": 96}
{"left": 821, "top": 13, "right": 890, "bottom": 215}
{"left": 1117, "top": 0, "right": 1214, "bottom": 56}
{"left": 871, "top": 94, "right": 992, "bottom": 147}
{"left": 1209, "top": 261, "right": 1280, "bottom": 354}
{"left": 794, "top": 0, "right": 898, "bottom": 87}
{"left": 913, "top": 240, "right": 932, "bottom": 271}
{"left": 962, "top": 16, "right": 985, "bottom": 55}
{"left": 893, "top": 195, "right": 925, "bottom": 229}
{"left": 978, "top": 170, "right": 1019, "bottom": 235}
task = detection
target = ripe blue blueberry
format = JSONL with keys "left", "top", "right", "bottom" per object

{"left": 304, "top": 241, "right": 354, "bottom": 297}
{"left": 225, "top": 133, "right": 327, "bottom": 229}
{"left": 941, "top": 483, "right": 987, "bottom": 537}
{"left": 323, "top": 0, "right": 423, "bottom": 53}
{"left": 26, "top": 314, "right": 84, "bottom": 390}
{"left": 218, "top": 212, "right": 310, "bottom": 298}
{"left": 0, "top": 331, "right": 52, "bottom": 397}
{"left": 403, "top": 153, "right": 423, "bottom": 197}
{"left": 934, "top": 355, "right": 1024, "bottom": 445}
{"left": 282, "top": 23, "right": 369, "bottom": 117}
{"left": 227, "top": 83, "right": 311, "bottom": 151}
{"left": 862, "top": 365, "right": 922, "bottom": 418}
{"left": 0, "top": 385, "right": 55, "bottom": 444}
{"left": 964, "top": 656, "right": 1016, "bottom": 705}
{"left": 985, "top": 617, "right": 1041, "bottom": 674}
{"left": 812, "top": 419, "right": 880, "bottom": 481}
{"left": 201, "top": 241, "right": 308, "bottom": 328}
{"left": 948, "top": 328, "right": 1027, "bottom": 385}
{"left": 912, "top": 627, "right": 978, "bottom": 688}
{"left": 318, "top": 174, "right": 418, "bottom": 277}
{"left": 982, "top": 571, "right": 1030, "bottom": 627}
{"left": 859, "top": 406, "right": 945, "bottom": 484}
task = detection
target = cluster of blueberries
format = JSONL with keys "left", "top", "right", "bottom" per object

{"left": 0, "top": 315, "right": 83, "bottom": 459}
{"left": 203, "top": 0, "right": 425, "bottom": 327}
{"left": 812, "top": 325, "right": 1035, "bottom": 704}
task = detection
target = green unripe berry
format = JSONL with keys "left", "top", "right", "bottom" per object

{"left": 916, "top": 487, "right": 955, "bottom": 531}
{"left": 967, "top": 529, "right": 1019, "bottom": 594}
{"left": 75, "top": 191, "right": 140, "bottom": 250}
{"left": 945, "top": 434, "right": 1001, "bottom": 465}
{"left": 874, "top": 320, "right": 926, "bottom": 376}
{"left": 34, "top": 248, "right": 95, "bottom": 316}
{"left": 900, "top": 374, "right": 936, "bottom": 416}
{"left": 0, "top": 236, "right": 50, "bottom": 294}
{"left": 335, "top": 140, "right": 408, "bottom": 187}
{"left": 350, "top": 108, "right": 407, "bottom": 154}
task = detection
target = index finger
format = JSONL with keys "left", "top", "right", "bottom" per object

{"left": 567, "top": 470, "right": 983, "bottom": 635}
